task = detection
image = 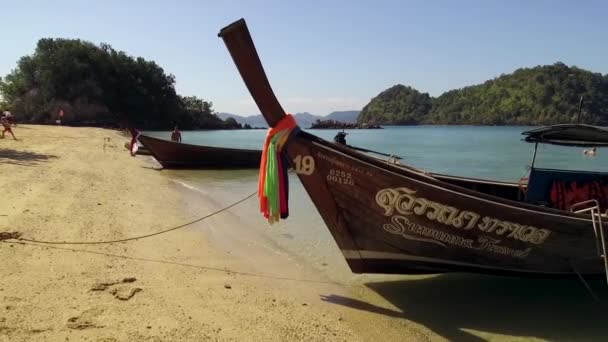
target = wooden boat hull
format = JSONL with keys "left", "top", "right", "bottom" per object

{"left": 285, "top": 132, "right": 603, "bottom": 276}
{"left": 138, "top": 135, "right": 261, "bottom": 169}
{"left": 217, "top": 18, "right": 604, "bottom": 277}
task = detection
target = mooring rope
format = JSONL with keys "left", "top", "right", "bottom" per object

{"left": 4, "top": 240, "right": 340, "bottom": 285}
{"left": 1, "top": 188, "right": 343, "bottom": 285}
{"left": 5, "top": 191, "right": 256, "bottom": 245}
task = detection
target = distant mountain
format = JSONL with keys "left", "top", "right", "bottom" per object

{"left": 324, "top": 111, "right": 359, "bottom": 124}
{"left": 217, "top": 113, "right": 267, "bottom": 127}
{"left": 292, "top": 112, "right": 319, "bottom": 128}
{"left": 217, "top": 110, "right": 361, "bottom": 128}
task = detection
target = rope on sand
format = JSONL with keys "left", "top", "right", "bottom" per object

{"left": 1, "top": 189, "right": 342, "bottom": 285}
{"left": 1, "top": 191, "right": 256, "bottom": 245}
{"left": 5, "top": 240, "right": 340, "bottom": 285}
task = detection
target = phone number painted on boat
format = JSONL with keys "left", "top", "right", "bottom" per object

{"left": 327, "top": 169, "right": 354, "bottom": 186}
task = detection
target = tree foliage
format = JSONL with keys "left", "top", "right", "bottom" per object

{"left": 357, "top": 63, "right": 608, "bottom": 125}
{"left": 357, "top": 85, "right": 432, "bottom": 125}
{"left": 0, "top": 38, "right": 239, "bottom": 129}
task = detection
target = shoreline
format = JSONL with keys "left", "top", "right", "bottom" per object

{"left": 0, "top": 125, "right": 418, "bottom": 341}
{"left": 3, "top": 125, "right": 608, "bottom": 341}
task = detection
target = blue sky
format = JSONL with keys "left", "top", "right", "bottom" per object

{"left": 1, "top": 0, "right": 606, "bottom": 115}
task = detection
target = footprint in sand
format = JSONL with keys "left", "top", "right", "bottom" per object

{"left": 90, "top": 277, "right": 141, "bottom": 301}
{"left": 66, "top": 307, "right": 105, "bottom": 330}
{"left": 109, "top": 286, "right": 142, "bottom": 301}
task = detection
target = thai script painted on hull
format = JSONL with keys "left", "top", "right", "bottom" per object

{"left": 376, "top": 187, "right": 551, "bottom": 245}
{"left": 383, "top": 215, "right": 532, "bottom": 259}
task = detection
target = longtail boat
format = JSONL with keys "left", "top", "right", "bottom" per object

{"left": 138, "top": 134, "right": 261, "bottom": 169}
{"left": 218, "top": 19, "right": 608, "bottom": 281}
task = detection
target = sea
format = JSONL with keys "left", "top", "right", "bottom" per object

{"left": 147, "top": 126, "right": 608, "bottom": 180}
{"left": 143, "top": 126, "right": 608, "bottom": 340}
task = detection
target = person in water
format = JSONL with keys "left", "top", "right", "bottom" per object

{"left": 334, "top": 131, "right": 347, "bottom": 145}
{"left": 583, "top": 147, "right": 597, "bottom": 156}
{"left": 171, "top": 125, "right": 182, "bottom": 142}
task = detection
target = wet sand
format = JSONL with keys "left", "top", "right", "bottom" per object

{"left": 1, "top": 125, "right": 607, "bottom": 342}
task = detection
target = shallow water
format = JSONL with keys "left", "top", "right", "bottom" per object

{"left": 161, "top": 169, "right": 354, "bottom": 282}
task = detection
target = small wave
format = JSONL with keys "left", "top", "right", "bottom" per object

{"left": 170, "top": 179, "right": 208, "bottom": 195}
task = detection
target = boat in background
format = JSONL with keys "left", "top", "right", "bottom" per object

{"left": 138, "top": 134, "right": 261, "bottom": 169}
{"left": 218, "top": 18, "right": 607, "bottom": 282}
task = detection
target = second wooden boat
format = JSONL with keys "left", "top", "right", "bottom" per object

{"left": 138, "top": 134, "right": 262, "bottom": 169}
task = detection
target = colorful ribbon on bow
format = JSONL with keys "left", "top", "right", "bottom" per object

{"left": 258, "top": 114, "right": 298, "bottom": 224}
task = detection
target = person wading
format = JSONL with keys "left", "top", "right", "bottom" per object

{"left": 334, "top": 130, "right": 347, "bottom": 145}
{"left": 171, "top": 125, "right": 182, "bottom": 142}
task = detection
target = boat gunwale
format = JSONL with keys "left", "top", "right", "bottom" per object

{"left": 137, "top": 134, "right": 261, "bottom": 169}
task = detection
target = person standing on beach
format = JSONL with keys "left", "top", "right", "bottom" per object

{"left": 1, "top": 114, "right": 17, "bottom": 140}
{"left": 56, "top": 108, "right": 64, "bottom": 125}
{"left": 128, "top": 127, "right": 141, "bottom": 156}
{"left": 3, "top": 111, "right": 15, "bottom": 126}
{"left": 171, "top": 125, "right": 182, "bottom": 142}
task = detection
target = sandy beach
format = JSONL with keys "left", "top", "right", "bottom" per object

{"left": 2, "top": 125, "right": 608, "bottom": 342}
{"left": 0, "top": 125, "right": 426, "bottom": 341}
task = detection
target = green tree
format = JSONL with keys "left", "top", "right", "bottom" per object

{"left": 357, "top": 85, "right": 432, "bottom": 125}
{"left": 0, "top": 38, "right": 239, "bottom": 130}
{"left": 222, "top": 117, "right": 242, "bottom": 129}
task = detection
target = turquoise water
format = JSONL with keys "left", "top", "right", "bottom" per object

{"left": 144, "top": 125, "right": 608, "bottom": 284}
{"left": 147, "top": 126, "right": 608, "bottom": 182}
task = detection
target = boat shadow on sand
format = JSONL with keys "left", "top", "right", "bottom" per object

{"left": 322, "top": 273, "right": 608, "bottom": 341}
{"left": 0, "top": 148, "right": 57, "bottom": 166}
